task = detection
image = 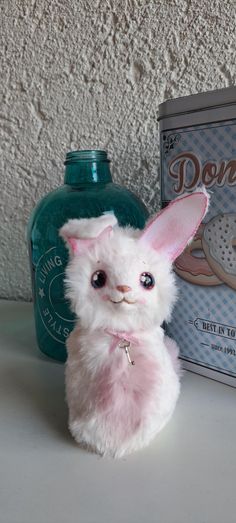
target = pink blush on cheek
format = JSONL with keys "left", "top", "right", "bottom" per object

{"left": 102, "top": 294, "right": 110, "bottom": 301}
{"left": 138, "top": 297, "right": 146, "bottom": 305}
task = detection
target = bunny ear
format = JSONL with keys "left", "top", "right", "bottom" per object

{"left": 59, "top": 214, "right": 117, "bottom": 256}
{"left": 139, "top": 189, "right": 209, "bottom": 262}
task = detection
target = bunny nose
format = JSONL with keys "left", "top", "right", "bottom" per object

{"left": 116, "top": 285, "right": 132, "bottom": 293}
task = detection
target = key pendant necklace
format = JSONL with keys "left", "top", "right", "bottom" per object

{"left": 118, "top": 339, "right": 135, "bottom": 366}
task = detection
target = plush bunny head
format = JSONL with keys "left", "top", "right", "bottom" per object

{"left": 60, "top": 190, "right": 209, "bottom": 333}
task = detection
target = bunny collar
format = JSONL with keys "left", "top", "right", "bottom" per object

{"left": 105, "top": 329, "right": 140, "bottom": 352}
{"left": 105, "top": 329, "right": 141, "bottom": 366}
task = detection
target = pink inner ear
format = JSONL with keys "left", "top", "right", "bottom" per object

{"left": 139, "top": 192, "right": 208, "bottom": 261}
{"left": 67, "top": 225, "right": 113, "bottom": 256}
{"left": 97, "top": 225, "right": 113, "bottom": 242}
{"left": 68, "top": 237, "right": 94, "bottom": 255}
{"left": 67, "top": 238, "right": 77, "bottom": 253}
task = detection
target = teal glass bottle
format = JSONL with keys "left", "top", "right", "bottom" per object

{"left": 28, "top": 150, "right": 149, "bottom": 362}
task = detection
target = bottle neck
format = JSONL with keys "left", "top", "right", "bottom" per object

{"left": 64, "top": 150, "right": 112, "bottom": 186}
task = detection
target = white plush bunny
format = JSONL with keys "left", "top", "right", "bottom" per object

{"left": 60, "top": 190, "right": 209, "bottom": 458}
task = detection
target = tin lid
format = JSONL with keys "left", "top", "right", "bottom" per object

{"left": 158, "top": 86, "right": 236, "bottom": 120}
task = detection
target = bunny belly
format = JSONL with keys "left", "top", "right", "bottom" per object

{"left": 66, "top": 331, "right": 180, "bottom": 457}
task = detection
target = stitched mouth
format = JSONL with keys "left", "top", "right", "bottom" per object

{"left": 110, "top": 298, "right": 136, "bottom": 305}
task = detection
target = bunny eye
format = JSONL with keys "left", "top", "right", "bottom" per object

{"left": 140, "top": 272, "right": 155, "bottom": 290}
{"left": 91, "top": 270, "right": 107, "bottom": 289}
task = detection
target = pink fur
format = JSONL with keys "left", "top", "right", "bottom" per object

{"left": 93, "top": 349, "right": 160, "bottom": 442}
{"left": 60, "top": 189, "right": 209, "bottom": 458}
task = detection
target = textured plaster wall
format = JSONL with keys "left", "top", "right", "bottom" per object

{"left": 1, "top": 0, "right": 236, "bottom": 300}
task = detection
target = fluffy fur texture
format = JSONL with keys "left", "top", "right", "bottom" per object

{"left": 60, "top": 190, "right": 209, "bottom": 458}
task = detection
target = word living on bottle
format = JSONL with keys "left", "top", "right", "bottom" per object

{"left": 38, "top": 254, "right": 63, "bottom": 284}
{"left": 36, "top": 247, "right": 74, "bottom": 344}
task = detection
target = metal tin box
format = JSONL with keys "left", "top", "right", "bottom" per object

{"left": 159, "top": 87, "right": 236, "bottom": 387}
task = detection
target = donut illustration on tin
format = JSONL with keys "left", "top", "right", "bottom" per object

{"left": 202, "top": 214, "right": 236, "bottom": 290}
{"left": 174, "top": 224, "right": 223, "bottom": 286}
{"left": 174, "top": 214, "right": 236, "bottom": 289}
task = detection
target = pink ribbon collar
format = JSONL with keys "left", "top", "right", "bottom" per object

{"left": 105, "top": 329, "right": 140, "bottom": 353}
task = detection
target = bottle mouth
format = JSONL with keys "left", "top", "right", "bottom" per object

{"left": 65, "top": 150, "right": 109, "bottom": 164}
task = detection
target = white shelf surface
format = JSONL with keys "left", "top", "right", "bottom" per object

{"left": 0, "top": 300, "right": 235, "bottom": 523}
